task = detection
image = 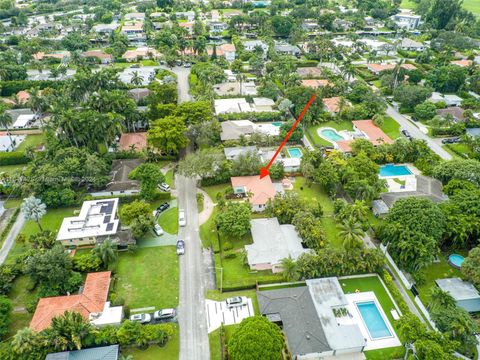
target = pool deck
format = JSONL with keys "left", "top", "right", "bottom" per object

{"left": 316, "top": 127, "right": 351, "bottom": 145}
{"left": 345, "top": 292, "right": 401, "bottom": 351}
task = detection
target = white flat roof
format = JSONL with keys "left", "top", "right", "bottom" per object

{"left": 13, "top": 114, "right": 35, "bottom": 128}
{"left": 56, "top": 198, "right": 119, "bottom": 241}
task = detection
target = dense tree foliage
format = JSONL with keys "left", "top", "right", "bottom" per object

{"left": 215, "top": 202, "right": 251, "bottom": 239}
{"left": 120, "top": 200, "right": 155, "bottom": 239}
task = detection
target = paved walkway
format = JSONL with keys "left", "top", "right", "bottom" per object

{"left": 197, "top": 189, "right": 214, "bottom": 226}
{"left": 0, "top": 211, "right": 25, "bottom": 265}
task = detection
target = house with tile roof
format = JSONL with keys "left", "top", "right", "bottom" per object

{"left": 83, "top": 50, "right": 113, "bottom": 64}
{"left": 335, "top": 120, "right": 393, "bottom": 153}
{"left": 366, "top": 63, "right": 416, "bottom": 75}
{"left": 30, "top": 272, "right": 123, "bottom": 332}
{"left": 451, "top": 60, "right": 473, "bottom": 68}
{"left": 231, "top": 175, "right": 276, "bottom": 212}
{"left": 301, "top": 79, "right": 332, "bottom": 89}
{"left": 322, "top": 97, "right": 347, "bottom": 114}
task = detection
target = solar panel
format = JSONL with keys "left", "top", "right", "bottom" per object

{"left": 106, "top": 223, "right": 114, "bottom": 231}
{"left": 99, "top": 200, "right": 114, "bottom": 215}
{"left": 103, "top": 215, "right": 111, "bottom": 224}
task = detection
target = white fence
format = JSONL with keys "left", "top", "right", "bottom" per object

{"left": 380, "top": 243, "right": 412, "bottom": 290}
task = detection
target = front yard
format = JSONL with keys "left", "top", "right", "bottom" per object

{"left": 121, "top": 324, "right": 179, "bottom": 360}
{"left": 158, "top": 207, "right": 178, "bottom": 234}
{"left": 115, "top": 247, "right": 179, "bottom": 310}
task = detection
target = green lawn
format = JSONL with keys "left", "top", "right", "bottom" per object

{"left": 380, "top": 117, "right": 401, "bottom": 140}
{"left": 140, "top": 60, "right": 158, "bottom": 66}
{"left": 121, "top": 324, "right": 179, "bottom": 360}
{"left": 201, "top": 183, "right": 232, "bottom": 203}
{"left": 401, "top": 0, "right": 479, "bottom": 15}
{"left": 21, "top": 207, "right": 76, "bottom": 238}
{"left": 320, "top": 217, "right": 343, "bottom": 248}
{"left": 399, "top": 0, "right": 416, "bottom": 9}
{"left": 209, "top": 328, "right": 223, "bottom": 360}
{"left": 158, "top": 207, "right": 178, "bottom": 234}
{"left": 164, "top": 169, "right": 175, "bottom": 188}
{"left": 199, "top": 207, "right": 218, "bottom": 249}
{"left": 0, "top": 164, "right": 25, "bottom": 174}
{"left": 7, "top": 275, "right": 38, "bottom": 337}
{"left": 291, "top": 177, "right": 334, "bottom": 214}
{"left": 446, "top": 143, "right": 474, "bottom": 158}
{"left": 306, "top": 120, "right": 354, "bottom": 147}
{"left": 415, "top": 254, "right": 463, "bottom": 304}
{"left": 16, "top": 134, "right": 46, "bottom": 152}
{"left": 116, "top": 247, "right": 179, "bottom": 309}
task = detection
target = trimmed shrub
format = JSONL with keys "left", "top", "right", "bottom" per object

{"left": 0, "top": 152, "right": 29, "bottom": 166}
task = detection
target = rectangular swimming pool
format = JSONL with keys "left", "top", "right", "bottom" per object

{"left": 287, "top": 147, "right": 302, "bottom": 158}
{"left": 379, "top": 164, "right": 412, "bottom": 177}
{"left": 356, "top": 301, "right": 392, "bottom": 339}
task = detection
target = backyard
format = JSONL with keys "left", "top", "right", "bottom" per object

{"left": 115, "top": 246, "right": 179, "bottom": 310}
{"left": 306, "top": 120, "right": 353, "bottom": 147}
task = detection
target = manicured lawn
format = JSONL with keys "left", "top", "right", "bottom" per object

{"left": 164, "top": 169, "right": 175, "bottom": 188}
{"left": 140, "top": 59, "right": 158, "bottom": 66}
{"left": 16, "top": 134, "right": 46, "bottom": 152}
{"left": 399, "top": 0, "right": 416, "bottom": 9}
{"left": 416, "top": 254, "right": 463, "bottom": 304}
{"left": 121, "top": 324, "right": 179, "bottom": 360}
{"left": 291, "top": 177, "right": 334, "bottom": 214}
{"left": 158, "top": 207, "right": 178, "bottom": 234}
{"left": 0, "top": 164, "right": 25, "bottom": 174}
{"left": 380, "top": 117, "right": 401, "bottom": 140}
{"left": 365, "top": 346, "right": 405, "bottom": 360}
{"left": 116, "top": 247, "right": 179, "bottom": 309}
{"left": 201, "top": 183, "right": 232, "bottom": 203}
{"left": 199, "top": 206, "right": 219, "bottom": 249}
{"left": 463, "top": 0, "right": 480, "bottom": 15}
{"left": 446, "top": 143, "right": 474, "bottom": 158}
{"left": 209, "top": 328, "right": 222, "bottom": 360}
{"left": 320, "top": 217, "right": 343, "bottom": 248}
{"left": 306, "top": 120, "right": 353, "bottom": 147}
{"left": 7, "top": 275, "right": 38, "bottom": 337}
{"left": 4, "top": 199, "right": 21, "bottom": 208}
{"left": 340, "top": 276, "right": 402, "bottom": 342}
{"left": 21, "top": 207, "right": 76, "bottom": 238}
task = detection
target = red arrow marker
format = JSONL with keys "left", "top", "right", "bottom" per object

{"left": 260, "top": 94, "right": 317, "bottom": 179}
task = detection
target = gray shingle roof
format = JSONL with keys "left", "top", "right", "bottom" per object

{"left": 46, "top": 345, "right": 119, "bottom": 360}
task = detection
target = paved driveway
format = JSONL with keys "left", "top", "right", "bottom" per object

{"left": 205, "top": 299, "right": 254, "bottom": 333}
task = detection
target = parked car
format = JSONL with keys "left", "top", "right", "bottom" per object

{"left": 157, "top": 202, "right": 170, "bottom": 213}
{"left": 153, "top": 308, "right": 176, "bottom": 320}
{"left": 176, "top": 240, "right": 185, "bottom": 255}
{"left": 178, "top": 209, "right": 186, "bottom": 227}
{"left": 183, "top": 63, "right": 191, "bottom": 68}
{"left": 130, "top": 313, "right": 151, "bottom": 324}
{"left": 154, "top": 224, "right": 164, "bottom": 236}
{"left": 441, "top": 137, "right": 461, "bottom": 144}
{"left": 158, "top": 183, "right": 170, "bottom": 192}
{"left": 153, "top": 210, "right": 160, "bottom": 218}
{"left": 401, "top": 129, "right": 412, "bottom": 139}
{"left": 131, "top": 64, "right": 140, "bottom": 68}
{"left": 226, "top": 296, "right": 248, "bottom": 308}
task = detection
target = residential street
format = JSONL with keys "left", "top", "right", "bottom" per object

{"left": 176, "top": 175, "right": 210, "bottom": 360}
{"left": 160, "top": 65, "right": 192, "bottom": 103}
{"left": 0, "top": 212, "right": 25, "bottom": 265}
{"left": 386, "top": 105, "right": 452, "bottom": 160}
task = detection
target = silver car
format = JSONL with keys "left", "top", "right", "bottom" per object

{"left": 153, "top": 308, "right": 176, "bottom": 320}
{"left": 226, "top": 296, "right": 248, "bottom": 308}
{"left": 129, "top": 313, "right": 151, "bottom": 324}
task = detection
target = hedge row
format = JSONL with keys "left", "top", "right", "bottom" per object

{"left": 0, "top": 80, "right": 64, "bottom": 96}
{"left": 217, "top": 111, "right": 282, "bottom": 122}
{"left": 0, "top": 152, "right": 29, "bottom": 166}
{"left": 381, "top": 270, "right": 411, "bottom": 315}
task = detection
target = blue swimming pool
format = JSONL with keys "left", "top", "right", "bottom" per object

{"left": 272, "top": 122, "right": 283, "bottom": 127}
{"left": 288, "top": 148, "right": 302, "bottom": 158}
{"left": 356, "top": 301, "right": 392, "bottom": 339}
{"left": 379, "top": 164, "right": 412, "bottom": 177}
{"left": 448, "top": 254, "right": 464, "bottom": 269}
{"left": 320, "top": 129, "right": 344, "bottom": 142}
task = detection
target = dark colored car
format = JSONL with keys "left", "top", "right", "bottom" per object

{"left": 157, "top": 202, "right": 170, "bottom": 213}
{"left": 401, "top": 129, "right": 412, "bottom": 139}
{"left": 441, "top": 137, "right": 461, "bottom": 144}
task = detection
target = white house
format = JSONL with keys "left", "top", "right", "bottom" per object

{"left": 429, "top": 92, "right": 463, "bottom": 107}
{"left": 244, "top": 40, "right": 269, "bottom": 54}
{"left": 392, "top": 11, "right": 421, "bottom": 30}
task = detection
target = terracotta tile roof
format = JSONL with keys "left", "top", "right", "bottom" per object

{"left": 30, "top": 272, "right": 111, "bottom": 332}
{"left": 16, "top": 91, "right": 30, "bottom": 103}
{"left": 366, "top": 63, "right": 416, "bottom": 73}
{"left": 322, "top": 97, "right": 342, "bottom": 113}
{"left": 119, "top": 132, "right": 147, "bottom": 151}
{"left": 451, "top": 60, "right": 472, "bottom": 68}
{"left": 231, "top": 175, "right": 276, "bottom": 206}
{"left": 179, "top": 22, "right": 194, "bottom": 28}
{"left": 301, "top": 79, "right": 331, "bottom": 89}
{"left": 336, "top": 140, "right": 353, "bottom": 152}
{"left": 83, "top": 50, "right": 113, "bottom": 61}
{"left": 352, "top": 120, "right": 393, "bottom": 145}
{"left": 296, "top": 67, "right": 322, "bottom": 77}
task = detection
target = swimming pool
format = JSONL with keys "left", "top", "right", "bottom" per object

{"left": 320, "top": 129, "right": 344, "bottom": 142}
{"left": 448, "top": 254, "right": 464, "bottom": 269}
{"left": 287, "top": 148, "right": 302, "bottom": 158}
{"left": 379, "top": 164, "right": 412, "bottom": 177}
{"left": 356, "top": 301, "right": 392, "bottom": 340}
{"left": 272, "top": 122, "right": 283, "bottom": 127}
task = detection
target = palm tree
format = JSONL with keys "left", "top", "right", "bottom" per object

{"left": 338, "top": 218, "right": 364, "bottom": 250}
{"left": 236, "top": 73, "right": 247, "bottom": 96}
{"left": 428, "top": 287, "right": 456, "bottom": 313}
{"left": 21, "top": 196, "right": 47, "bottom": 232}
{"left": 281, "top": 256, "right": 298, "bottom": 282}
{"left": 0, "top": 104, "right": 14, "bottom": 146}
{"left": 93, "top": 238, "right": 118, "bottom": 268}
{"left": 11, "top": 328, "right": 44, "bottom": 356}
{"left": 130, "top": 71, "right": 144, "bottom": 86}
{"left": 49, "top": 311, "right": 92, "bottom": 351}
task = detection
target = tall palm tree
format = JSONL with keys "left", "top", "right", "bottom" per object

{"left": 338, "top": 218, "right": 364, "bottom": 250}
{"left": 11, "top": 328, "right": 44, "bottom": 357}
{"left": 21, "top": 196, "right": 47, "bottom": 232}
{"left": 93, "top": 238, "right": 118, "bottom": 268}
{"left": 428, "top": 287, "right": 456, "bottom": 313}
{"left": 49, "top": 311, "right": 92, "bottom": 351}
{"left": 281, "top": 256, "right": 298, "bottom": 282}
{"left": 236, "top": 73, "right": 247, "bottom": 96}
{"left": 0, "top": 105, "right": 14, "bottom": 146}
{"left": 130, "top": 71, "right": 144, "bottom": 86}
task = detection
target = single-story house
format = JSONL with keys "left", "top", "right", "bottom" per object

{"left": 451, "top": 60, "right": 473, "bottom": 68}
{"left": 16, "top": 90, "right": 30, "bottom": 104}
{"left": 12, "top": 114, "right": 36, "bottom": 129}
{"left": 274, "top": 43, "right": 301, "bottom": 56}
{"left": 296, "top": 67, "right": 322, "bottom": 78}
{"left": 83, "top": 50, "right": 113, "bottom": 64}
{"left": 125, "top": 12, "right": 145, "bottom": 21}
{"left": 429, "top": 92, "right": 463, "bottom": 107}
{"left": 46, "top": 345, "right": 119, "bottom": 360}
{"left": 214, "top": 98, "right": 274, "bottom": 114}
{"left": 31, "top": 272, "right": 123, "bottom": 332}
{"left": 118, "top": 132, "right": 147, "bottom": 151}
{"left": 246, "top": 218, "right": 311, "bottom": 272}
{"left": 436, "top": 107, "right": 465, "bottom": 122}
{"left": 207, "top": 43, "right": 236, "bottom": 61}
{"left": 224, "top": 146, "right": 257, "bottom": 160}
{"left": 279, "top": 157, "right": 301, "bottom": 172}
{"left": 213, "top": 81, "right": 257, "bottom": 96}
{"left": 323, "top": 97, "right": 345, "bottom": 114}
{"left": 243, "top": 40, "right": 269, "bottom": 53}
{"left": 92, "top": 23, "right": 120, "bottom": 34}
{"left": 436, "top": 278, "right": 480, "bottom": 313}
{"left": 122, "top": 47, "right": 161, "bottom": 62}
{"left": 231, "top": 175, "right": 276, "bottom": 212}
{"left": 398, "top": 38, "right": 426, "bottom": 52}
{"left": 128, "top": 88, "right": 150, "bottom": 102}
{"left": 33, "top": 51, "right": 70, "bottom": 61}
{"left": 301, "top": 79, "right": 332, "bottom": 89}
{"left": 366, "top": 63, "right": 416, "bottom": 75}
{"left": 220, "top": 120, "right": 255, "bottom": 141}
{"left": 336, "top": 120, "right": 393, "bottom": 152}
{"left": 56, "top": 198, "right": 133, "bottom": 247}
{"left": 258, "top": 277, "right": 367, "bottom": 359}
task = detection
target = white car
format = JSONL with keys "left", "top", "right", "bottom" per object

{"left": 178, "top": 209, "right": 186, "bottom": 227}
{"left": 153, "top": 308, "right": 176, "bottom": 320}
{"left": 130, "top": 313, "right": 151, "bottom": 324}
{"left": 226, "top": 296, "right": 248, "bottom": 308}
{"left": 158, "top": 183, "right": 171, "bottom": 192}
{"left": 154, "top": 224, "right": 164, "bottom": 236}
